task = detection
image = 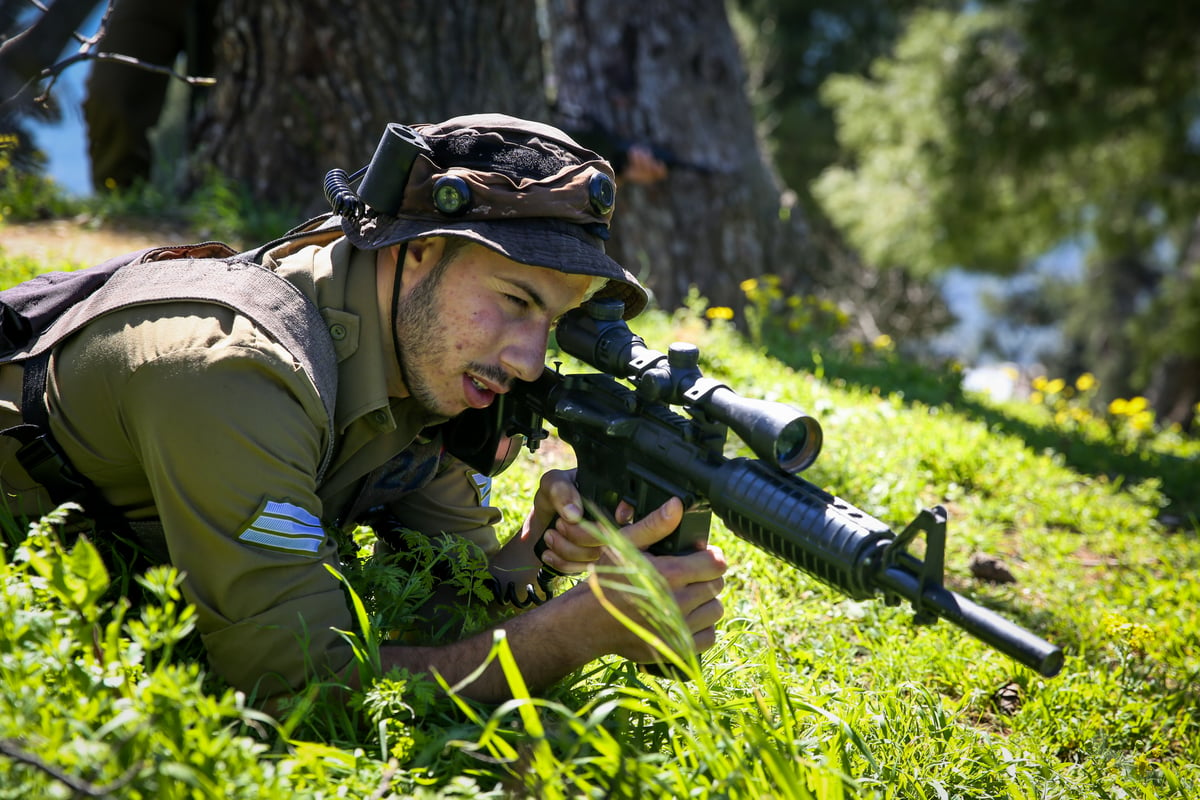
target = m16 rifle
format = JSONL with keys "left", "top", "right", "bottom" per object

{"left": 446, "top": 298, "right": 1064, "bottom": 678}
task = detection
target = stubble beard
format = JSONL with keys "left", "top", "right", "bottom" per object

{"left": 392, "top": 258, "right": 453, "bottom": 419}
{"left": 392, "top": 245, "right": 515, "bottom": 419}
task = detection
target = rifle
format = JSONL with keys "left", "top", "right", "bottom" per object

{"left": 445, "top": 298, "right": 1065, "bottom": 678}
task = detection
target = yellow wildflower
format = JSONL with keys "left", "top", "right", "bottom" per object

{"left": 1032, "top": 376, "right": 1048, "bottom": 391}
{"left": 1126, "top": 396, "right": 1148, "bottom": 414}
{"left": 739, "top": 278, "right": 758, "bottom": 293}
{"left": 1075, "top": 372, "right": 1096, "bottom": 392}
{"left": 1045, "top": 378, "right": 1065, "bottom": 395}
{"left": 873, "top": 334, "right": 893, "bottom": 351}
{"left": 1108, "top": 398, "right": 1129, "bottom": 416}
{"left": 1104, "top": 613, "right": 1154, "bottom": 655}
{"left": 705, "top": 306, "right": 734, "bottom": 321}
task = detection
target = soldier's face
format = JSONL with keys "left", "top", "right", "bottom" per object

{"left": 392, "top": 239, "right": 592, "bottom": 417}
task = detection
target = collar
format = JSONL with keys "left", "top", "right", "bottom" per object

{"left": 264, "top": 236, "right": 392, "bottom": 434}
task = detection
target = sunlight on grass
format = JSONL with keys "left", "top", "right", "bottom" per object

{"left": 0, "top": 237, "right": 1196, "bottom": 796}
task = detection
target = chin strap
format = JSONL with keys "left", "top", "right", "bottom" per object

{"left": 389, "top": 243, "right": 407, "bottom": 375}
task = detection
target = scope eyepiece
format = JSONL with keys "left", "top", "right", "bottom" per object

{"left": 773, "top": 413, "right": 823, "bottom": 474}
{"left": 705, "top": 387, "right": 823, "bottom": 473}
{"left": 555, "top": 300, "right": 825, "bottom": 473}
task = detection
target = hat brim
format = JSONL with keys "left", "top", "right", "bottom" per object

{"left": 343, "top": 215, "right": 648, "bottom": 318}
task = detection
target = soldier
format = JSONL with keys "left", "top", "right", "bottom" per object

{"left": 0, "top": 114, "right": 726, "bottom": 702}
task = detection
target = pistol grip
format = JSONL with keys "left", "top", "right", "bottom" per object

{"left": 534, "top": 514, "right": 568, "bottom": 578}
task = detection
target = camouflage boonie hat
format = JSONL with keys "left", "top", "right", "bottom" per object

{"left": 338, "top": 113, "right": 648, "bottom": 319}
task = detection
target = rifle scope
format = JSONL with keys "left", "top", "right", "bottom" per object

{"left": 555, "top": 300, "right": 823, "bottom": 473}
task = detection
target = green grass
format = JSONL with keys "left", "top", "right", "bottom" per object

{"left": 0, "top": 221, "right": 1197, "bottom": 797}
{"left": 0, "top": 165, "right": 298, "bottom": 245}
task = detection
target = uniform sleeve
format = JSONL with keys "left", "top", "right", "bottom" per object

{"left": 381, "top": 454, "right": 503, "bottom": 556}
{"left": 52, "top": 314, "right": 355, "bottom": 697}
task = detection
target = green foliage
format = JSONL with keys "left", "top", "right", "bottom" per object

{"left": 0, "top": 245, "right": 76, "bottom": 287}
{"left": 0, "top": 284, "right": 1196, "bottom": 795}
{"left": 82, "top": 170, "right": 299, "bottom": 247}
{"left": 0, "top": 159, "right": 85, "bottom": 223}
{"left": 728, "top": 274, "right": 964, "bottom": 408}
{"left": 0, "top": 165, "right": 296, "bottom": 250}
{"left": 815, "top": 7, "right": 1062, "bottom": 274}
{"left": 0, "top": 509, "right": 288, "bottom": 798}
{"left": 809, "top": 2, "right": 1200, "bottom": 421}
{"left": 812, "top": 3, "right": 1200, "bottom": 276}
{"left": 729, "top": 0, "right": 948, "bottom": 214}
{"left": 1130, "top": 262, "right": 1200, "bottom": 362}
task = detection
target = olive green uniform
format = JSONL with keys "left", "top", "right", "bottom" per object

{"left": 0, "top": 232, "right": 500, "bottom": 696}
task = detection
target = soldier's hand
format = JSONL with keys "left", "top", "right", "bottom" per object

{"left": 581, "top": 496, "right": 728, "bottom": 662}
{"left": 528, "top": 468, "right": 607, "bottom": 574}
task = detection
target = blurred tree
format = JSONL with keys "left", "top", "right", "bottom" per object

{"left": 190, "top": 0, "right": 810, "bottom": 313}
{"left": 813, "top": 3, "right": 1200, "bottom": 429}
{"left": 83, "top": 0, "right": 216, "bottom": 191}
{"left": 543, "top": 0, "right": 812, "bottom": 311}
{"left": 0, "top": 0, "right": 96, "bottom": 106}
{"left": 728, "top": 0, "right": 956, "bottom": 347}
{"left": 195, "top": 0, "right": 545, "bottom": 220}
{"left": 0, "top": 0, "right": 96, "bottom": 175}
{"left": 731, "top": 0, "right": 951, "bottom": 216}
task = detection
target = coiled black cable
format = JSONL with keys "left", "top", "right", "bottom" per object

{"left": 485, "top": 570, "right": 558, "bottom": 608}
{"left": 323, "top": 167, "right": 367, "bottom": 219}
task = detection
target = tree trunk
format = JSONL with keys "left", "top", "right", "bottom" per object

{"left": 194, "top": 0, "right": 809, "bottom": 314}
{"left": 543, "top": 0, "right": 814, "bottom": 312}
{"left": 197, "top": 0, "right": 544, "bottom": 217}
{"left": 1147, "top": 355, "right": 1199, "bottom": 432}
{"left": 1145, "top": 217, "right": 1200, "bottom": 432}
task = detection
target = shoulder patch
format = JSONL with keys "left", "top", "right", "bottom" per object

{"left": 470, "top": 471, "right": 492, "bottom": 507}
{"left": 237, "top": 499, "right": 326, "bottom": 555}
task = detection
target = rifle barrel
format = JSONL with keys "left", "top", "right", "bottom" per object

{"left": 874, "top": 564, "right": 1065, "bottom": 677}
{"left": 678, "top": 453, "right": 1065, "bottom": 677}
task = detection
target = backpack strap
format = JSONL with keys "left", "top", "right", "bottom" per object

{"left": 4, "top": 351, "right": 132, "bottom": 529}
{"left": 10, "top": 256, "right": 340, "bottom": 487}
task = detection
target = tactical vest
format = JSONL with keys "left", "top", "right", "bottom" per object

{"left": 0, "top": 235, "right": 340, "bottom": 524}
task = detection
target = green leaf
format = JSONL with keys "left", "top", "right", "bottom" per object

{"left": 67, "top": 536, "right": 110, "bottom": 610}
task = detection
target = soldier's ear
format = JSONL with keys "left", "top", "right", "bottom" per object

{"left": 401, "top": 237, "right": 447, "bottom": 281}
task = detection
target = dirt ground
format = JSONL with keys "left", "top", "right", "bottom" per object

{"left": 0, "top": 219, "right": 196, "bottom": 267}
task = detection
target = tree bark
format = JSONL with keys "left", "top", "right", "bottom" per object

{"left": 198, "top": 0, "right": 544, "bottom": 216}
{"left": 1147, "top": 355, "right": 1199, "bottom": 432}
{"left": 543, "top": 0, "right": 814, "bottom": 312}
{"left": 194, "top": 0, "right": 809, "bottom": 313}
